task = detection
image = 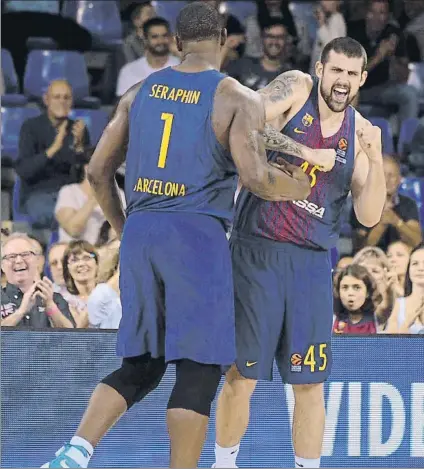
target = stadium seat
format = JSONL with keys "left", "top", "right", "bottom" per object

{"left": 397, "top": 117, "right": 420, "bottom": 155}
{"left": 224, "top": 1, "right": 257, "bottom": 23}
{"left": 368, "top": 117, "right": 394, "bottom": 154}
{"left": 4, "top": 0, "right": 60, "bottom": 14}
{"left": 62, "top": 1, "right": 122, "bottom": 45}
{"left": 399, "top": 177, "right": 424, "bottom": 229}
{"left": 1, "top": 48, "right": 20, "bottom": 94}
{"left": 12, "top": 177, "right": 33, "bottom": 224}
{"left": 1, "top": 106, "right": 41, "bottom": 162}
{"left": 69, "top": 108, "right": 109, "bottom": 145}
{"left": 154, "top": 1, "right": 187, "bottom": 31}
{"left": 23, "top": 50, "right": 100, "bottom": 108}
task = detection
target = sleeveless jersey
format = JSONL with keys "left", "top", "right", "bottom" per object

{"left": 125, "top": 67, "right": 237, "bottom": 228}
{"left": 233, "top": 79, "right": 356, "bottom": 250}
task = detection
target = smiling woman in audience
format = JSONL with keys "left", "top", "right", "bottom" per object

{"left": 386, "top": 240, "right": 412, "bottom": 297}
{"left": 62, "top": 240, "right": 99, "bottom": 328}
{"left": 386, "top": 243, "right": 424, "bottom": 334}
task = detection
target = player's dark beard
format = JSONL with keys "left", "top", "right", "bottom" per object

{"left": 320, "top": 81, "right": 355, "bottom": 113}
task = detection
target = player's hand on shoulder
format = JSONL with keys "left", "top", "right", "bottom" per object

{"left": 356, "top": 118, "right": 383, "bottom": 162}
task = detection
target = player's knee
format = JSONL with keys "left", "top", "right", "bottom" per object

{"left": 293, "top": 382, "right": 324, "bottom": 404}
{"left": 224, "top": 365, "right": 257, "bottom": 399}
{"left": 102, "top": 354, "right": 166, "bottom": 409}
{"left": 167, "top": 359, "right": 222, "bottom": 417}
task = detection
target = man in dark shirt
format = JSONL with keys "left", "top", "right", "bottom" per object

{"left": 226, "top": 19, "right": 292, "bottom": 90}
{"left": 351, "top": 155, "right": 422, "bottom": 252}
{"left": 1, "top": 233, "right": 75, "bottom": 328}
{"left": 349, "top": 0, "right": 419, "bottom": 121}
{"left": 15, "top": 79, "right": 90, "bottom": 229}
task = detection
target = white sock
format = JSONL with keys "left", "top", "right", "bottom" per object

{"left": 70, "top": 436, "right": 94, "bottom": 458}
{"left": 295, "top": 455, "right": 321, "bottom": 468}
{"left": 214, "top": 442, "right": 239, "bottom": 468}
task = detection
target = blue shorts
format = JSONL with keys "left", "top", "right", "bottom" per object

{"left": 117, "top": 212, "right": 235, "bottom": 365}
{"left": 231, "top": 232, "right": 333, "bottom": 384}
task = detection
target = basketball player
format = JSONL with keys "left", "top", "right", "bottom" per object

{"left": 213, "top": 37, "right": 386, "bottom": 469}
{"left": 40, "top": 3, "right": 330, "bottom": 468}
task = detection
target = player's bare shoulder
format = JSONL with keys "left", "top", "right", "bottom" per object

{"left": 119, "top": 80, "right": 144, "bottom": 111}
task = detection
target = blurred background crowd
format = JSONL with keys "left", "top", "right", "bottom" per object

{"left": 1, "top": 0, "right": 424, "bottom": 335}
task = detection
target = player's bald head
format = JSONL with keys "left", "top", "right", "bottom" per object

{"left": 176, "top": 1, "right": 223, "bottom": 43}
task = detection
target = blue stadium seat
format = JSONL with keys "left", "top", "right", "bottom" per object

{"left": 1, "top": 48, "right": 20, "bottom": 94}
{"left": 399, "top": 177, "right": 424, "bottom": 229}
{"left": 154, "top": 1, "right": 187, "bottom": 31}
{"left": 368, "top": 117, "right": 394, "bottom": 154}
{"left": 62, "top": 0, "right": 122, "bottom": 44}
{"left": 397, "top": 117, "right": 420, "bottom": 155}
{"left": 224, "top": 1, "right": 257, "bottom": 23}
{"left": 23, "top": 50, "right": 100, "bottom": 108}
{"left": 1, "top": 106, "right": 41, "bottom": 161}
{"left": 69, "top": 108, "right": 109, "bottom": 145}
{"left": 5, "top": 0, "right": 60, "bottom": 14}
{"left": 12, "top": 177, "right": 33, "bottom": 223}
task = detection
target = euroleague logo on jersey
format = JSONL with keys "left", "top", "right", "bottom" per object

{"left": 290, "top": 353, "right": 303, "bottom": 372}
{"left": 336, "top": 138, "right": 348, "bottom": 164}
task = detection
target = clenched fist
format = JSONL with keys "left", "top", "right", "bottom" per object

{"left": 356, "top": 123, "right": 383, "bottom": 163}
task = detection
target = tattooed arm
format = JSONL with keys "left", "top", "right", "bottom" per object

{"left": 258, "top": 70, "right": 309, "bottom": 122}
{"left": 225, "top": 80, "right": 310, "bottom": 202}
{"left": 262, "top": 123, "right": 336, "bottom": 171}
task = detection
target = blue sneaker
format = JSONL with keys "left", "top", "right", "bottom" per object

{"left": 41, "top": 443, "right": 90, "bottom": 468}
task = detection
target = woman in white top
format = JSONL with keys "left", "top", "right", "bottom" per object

{"left": 386, "top": 240, "right": 412, "bottom": 297}
{"left": 55, "top": 148, "right": 125, "bottom": 245}
{"left": 88, "top": 245, "right": 121, "bottom": 329}
{"left": 387, "top": 244, "right": 424, "bottom": 334}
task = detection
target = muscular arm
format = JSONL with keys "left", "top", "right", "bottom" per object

{"left": 257, "top": 70, "right": 308, "bottom": 122}
{"left": 229, "top": 85, "right": 310, "bottom": 202}
{"left": 87, "top": 82, "right": 142, "bottom": 238}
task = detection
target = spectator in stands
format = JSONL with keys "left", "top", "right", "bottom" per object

{"left": 402, "top": 0, "right": 424, "bottom": 60}
{"left": 333, "top": 264, "right": 380, "bottom": 334}
{"left": 335, "top": 255, "right": 354, "bottom": 272}
{"left": 88, "top": 247, "right": 121, "bottom": 329}
{"left": 387, "top": 240, "right": 412, "bottom": 296}
{"left": 406, "top": 117, "right": 424, "bottom": 176}
{"left": 226, "top": 20, "right": 292, "bottom": 90}
{"left": 244, "top": 0, "right": 298, "bottom": 59}
{"left": 15, "top": 80, "right": 90, "bottom": 230}
{"left": 54, "top": 148, "right": 125, "bottom": 245}
{"left": 95, "top": 221, "right": 117, "bottom": 248}
{"left": 62, "top": 240, "right": 99, "bottom": 328}
{"left": 116, "top": 17, "right": 180, "bottom": 97}
{"left": 386, "top": 243, "right": 424, "bottom": 333}
{"left": 0, "top": 233, "right": 74, "bottom": 328}
{"left": 122, "top": 1, "right": 156, "bottom": 63}
{"left": 27, "top": 235, "right": 46, "bottom": 279}
{"left": 353, "top": 246, "right": 400, "bottom": 331}
{"left": 351, "top": 155, "right": 422, "bottom": 252}
{"left": 349, "top": 0, "right": 419, "bottom": 122}
{"left": 309, "top": 0, "right": 347, "bottom": 75}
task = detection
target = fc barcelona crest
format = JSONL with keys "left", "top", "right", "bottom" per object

{"left": 302, "top": 113, "right": 314, "bottom": 127}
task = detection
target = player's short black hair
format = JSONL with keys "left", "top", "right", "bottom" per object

{"left": 143, "top": 17, "right": 170, "bottom": 38}
{"left": 176, "top": 1, "right": 222, "bottom": 43}
{"left": 321, "top": 37, "right": 368, "bottom": 72}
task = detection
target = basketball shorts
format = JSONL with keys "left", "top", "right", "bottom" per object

{"left": 231, "top": 231, "right": 333, "bottom": 384}
{"left": 117, "top": 211, "right": 235, "bottom": 366}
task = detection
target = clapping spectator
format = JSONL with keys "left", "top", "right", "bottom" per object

{"left": 122, "top": 1, "right": 156, "bottom": 63}
{"left": 351, "top": 155, "right": 422, "bottom": 252}
{"left": 62, "top": 240, "right": 99, "bottom": 328}
{"left": 1, "top": 233, "right": 74, "bottom": 328}
{"left": 350, "top": 0, "right": 419, "bottom": 122}
{"left": 309, "top": 0, "right": 346, "bottom": 75}
{"left": 88, "top": 247, "right": 121, "bottom": 329}
{"left": 116, "top": 18, "right": 180, "bottom": 97}
{"left": 28, "top": 235, "right": 46, "bottom": 279}
{"left": 15, "top": 80, "right": 90, "bottom": 230}
{"left": 55, "top": 148, "right": 125, "bottom": 245}
{"left": 387, "top": 243, "right": 424, "bottom": 333}
{"left": 226, "top": 20, "right": 292, "bottom": 90}
{"left": 402, "top": 0, "right": 424, "bottom": 60}
{"left": 333, "top": 264, "right": 380, "bottom": 334}
{"left": 387, "top": 240, "right": 412, "bottom": 296}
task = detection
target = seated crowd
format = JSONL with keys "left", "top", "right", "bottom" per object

{"left": 1, "top": 0, "right": 424, "bottom": 334}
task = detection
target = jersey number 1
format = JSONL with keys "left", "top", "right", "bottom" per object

{"left": 157, "top": 112, "right": 174, "bottom": 168}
